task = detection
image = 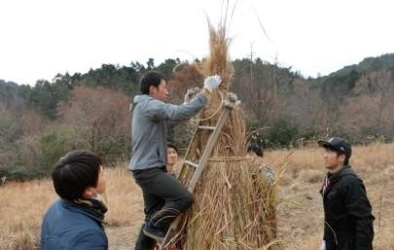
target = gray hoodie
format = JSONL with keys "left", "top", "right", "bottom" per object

{"left": 129, "top": 93, "right": 207, "bottom": 170}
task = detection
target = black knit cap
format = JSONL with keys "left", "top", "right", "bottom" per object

{"left": 318, "top": 137, "right": 352, "bottom": 158}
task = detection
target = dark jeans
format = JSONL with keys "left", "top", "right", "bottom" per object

{"left": 132, "top": 167, "right": 193, "bottom": 250}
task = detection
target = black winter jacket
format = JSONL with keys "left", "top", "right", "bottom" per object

{"left": 320, "top": 165, "right": 374, "bottom": 250}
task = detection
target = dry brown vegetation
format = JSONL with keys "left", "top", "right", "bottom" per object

{"left": 169, "top": 16, "right": 276, "bottom": 249}
{"left": 1, "top": 143, "right": 393, "bottom": 250}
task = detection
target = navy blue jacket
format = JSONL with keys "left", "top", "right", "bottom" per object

{"left": 321, "top": 166, "right": 374, "bottom": 250}
{"left": 41, "top": 199, "right": 108, "bottom": 250}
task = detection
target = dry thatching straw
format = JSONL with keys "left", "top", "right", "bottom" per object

{"left": 174, "top": 14, "right": 281, "bottom": 250}
{"left": 179, "top": 157, "right": 279, "bottom": 250}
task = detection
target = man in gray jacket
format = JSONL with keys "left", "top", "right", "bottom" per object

{"left": 129, "top": 71, "right": 221, "bottom": 249}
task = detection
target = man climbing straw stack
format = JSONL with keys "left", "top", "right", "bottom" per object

{"left": 129, "top": 71, "right": 221, "bottom": 250}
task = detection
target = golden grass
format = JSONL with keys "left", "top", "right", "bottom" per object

{"left": 177, "top": 158, "right": 280, "bottom": 250}
{"left": 172, "top": 9, "right": 278, "bottom": 249}
{"left": 1, "top": 143, "right": 393, "bottom": 249}
{"left": 199, "top": 20, "right": 234, "bottom": 91}
{"left": 0, "top": 180, "right": 55, "bottom": 250}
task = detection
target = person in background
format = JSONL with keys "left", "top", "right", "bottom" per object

{"left": 318, "top": 137, "right": 374, "bottom": 250}
{"left": 40, "top": 150, "right": 108, "bottom": 250}
{"left": 246, "top": 144, "right": 275, "bottom": 185}
{"left": 246, "top": 143, "right": 277, "bottom": 241}
{"left": 167, "top": 143, "right": 179, "bottom": 178}
{"left": 129, "top": 71, "right": 221, "bottom": 249}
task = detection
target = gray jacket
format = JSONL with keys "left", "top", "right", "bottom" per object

{"left": 129, "top": 93, "right": 207, "bottom": 170}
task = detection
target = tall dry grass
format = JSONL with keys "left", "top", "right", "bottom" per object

{"left": 0, "top": 180, "right": 55, "bottom": 250}
{"left": 0, "top": 143, "right": 393, "bottom": 250}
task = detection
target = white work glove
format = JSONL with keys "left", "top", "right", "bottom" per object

{"left": 320, "top": 240, "right": 326, "bottom": 250}
{"left": 203, "top": 75, "right": 222, "bottom": 92}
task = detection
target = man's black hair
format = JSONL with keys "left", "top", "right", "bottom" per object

{"left": 247, "top": 144, "right": 263, "bottom": 157}
{"left": 140, "top": 71, "right": 167, "bottom": 95}
{"left": 52, "top": 150, "right": 102, "bottom": 201}
{"left": 167, "top": 142, "right": 178, "bottom": 153}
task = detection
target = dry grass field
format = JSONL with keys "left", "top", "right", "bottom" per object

{"left": 1, "top": 142, "right": 393, "bottom": 250}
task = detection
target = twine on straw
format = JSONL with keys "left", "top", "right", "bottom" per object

{"left": 198, "top": 90, "right": 225, "bottom": 122}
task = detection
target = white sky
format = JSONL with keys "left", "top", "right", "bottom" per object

{"left": 1, "top": 0, "right": 394, "bottom": 85}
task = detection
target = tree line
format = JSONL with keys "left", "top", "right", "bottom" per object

{"left": 1, "top": 53, "right": 394, "bottom": 180}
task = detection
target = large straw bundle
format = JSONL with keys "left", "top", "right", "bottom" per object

{"left": 174, "top": 18, "right": 281, "bottom": 250}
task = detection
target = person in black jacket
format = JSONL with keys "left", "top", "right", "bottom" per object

{"left": 318, "top": 137, "right": 374, "bottom": 250}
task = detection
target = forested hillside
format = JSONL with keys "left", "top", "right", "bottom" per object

{"left": 1, "top": 53, "right": 394, "bottom": 180}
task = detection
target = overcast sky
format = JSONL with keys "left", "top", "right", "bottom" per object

{"left": 1, "top": 0, "right": 393, "bottom": 85}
